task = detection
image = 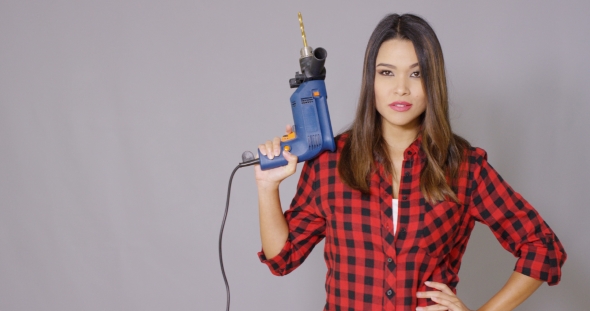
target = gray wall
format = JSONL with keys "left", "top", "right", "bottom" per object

{"left": 1, "top": 1, "right": 588, "bottom": 310}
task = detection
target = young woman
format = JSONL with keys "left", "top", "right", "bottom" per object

{"left": 254, "top": 14, "right": 566, "bottom": 311}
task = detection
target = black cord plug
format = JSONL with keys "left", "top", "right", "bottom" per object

{"left": 239, "top": 151, "right": 260, "bottom": 167}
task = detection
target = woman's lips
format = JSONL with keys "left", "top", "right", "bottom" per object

{"left": 389, "top": 101, "right": 412, "bottom": 112}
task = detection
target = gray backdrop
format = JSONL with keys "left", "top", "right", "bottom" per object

{"left": 1, "top": 1, "right": 588, "bottom": 310}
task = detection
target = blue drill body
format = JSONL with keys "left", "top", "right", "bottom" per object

{"left": 258, "top": 79, "right": 336, "bottom": 170}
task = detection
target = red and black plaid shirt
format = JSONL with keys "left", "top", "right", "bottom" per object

{"left": 258, "top": 133, "right": 566, "bottom": 311}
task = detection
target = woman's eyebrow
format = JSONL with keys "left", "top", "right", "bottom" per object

{"left": 376, "top": 63, "right": 396, "bottom": 69}
{"left": 376, "top": 62, "right": 420, "bottom": 69}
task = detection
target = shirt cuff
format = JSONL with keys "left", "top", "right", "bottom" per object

{"left": 258, "top": 240, "right": 293, "bottom": 276}
{"left": 513, "top": 235, "right": 565, "bottom": 285}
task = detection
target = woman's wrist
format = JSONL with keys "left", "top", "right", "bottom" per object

{"left": 256, "top": 180, "right": 280, "bottom": 192}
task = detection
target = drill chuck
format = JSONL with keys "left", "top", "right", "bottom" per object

{"left": 300, "top": 46, "right": 313, "bottom": 58}
{"left": 290, "top": 47, "right": 327, "bottom": 88}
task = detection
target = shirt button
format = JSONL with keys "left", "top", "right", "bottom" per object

{"left": 405, "top": 172, "right": 410, "bottom": 176}
{"left": 402, "top": 195, "right": 408, "bottom": 200}
{"left": 387, "top": 257, "right": 393, "bottom": 263}
{"left": 386, "top": 289, "right": 393, "bottom": 296}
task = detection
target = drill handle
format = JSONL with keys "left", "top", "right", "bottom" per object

{"left": 257, "top": 148, "right": 290, "bottom": 170}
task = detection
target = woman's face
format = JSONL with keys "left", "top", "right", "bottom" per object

{"left": 374, "top": 39, "right": 426, "bottom": 132}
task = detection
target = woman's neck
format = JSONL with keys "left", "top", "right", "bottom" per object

{"left": 381, "top": 122, "right": 420, "bottom": 159}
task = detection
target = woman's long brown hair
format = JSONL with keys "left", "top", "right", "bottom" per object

{"left": 338, "top": 13, "right": 470, "bottom": 203}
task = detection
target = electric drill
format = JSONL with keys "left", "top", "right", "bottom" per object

{"left": 257, "top": 12, "right": 336, "bottom": 170}
{"left": 221, "top": 13, "right": 336, "bottom": 311}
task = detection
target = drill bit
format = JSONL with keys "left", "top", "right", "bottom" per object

{"left": 298, "top": 12, "right": 313, "bottom": 58}
{"left": 298, "top": 12, "right": 308, "bottom": 48}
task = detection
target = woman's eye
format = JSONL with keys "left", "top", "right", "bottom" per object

{"left": 379, "top": 70, "right": 393, "bottom": 76}
{"left": 411, "top": 71, "right": 421, "bottom": 77}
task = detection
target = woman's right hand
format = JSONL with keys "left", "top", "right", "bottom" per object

{"left": 254, "top": 125, "right": 299, "bottom": 190}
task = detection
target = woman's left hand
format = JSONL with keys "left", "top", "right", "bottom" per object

{"left": 416, "top": 281, "right": 473, "bottom": 311}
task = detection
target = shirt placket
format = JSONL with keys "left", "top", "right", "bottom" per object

{"left": 377, "top": 163, "right": 395, "bottom": 309}
{"left": 380, "top": 155, "right": 415, "bottom": 309}
{"left": 396, "top": 148, "right": 415, "bottom": 246}
{"left": 377, "top": 139, "right": 421, "bottom": 310}
{"left": 395, "top": 148, "right": 418, "bottom": 309}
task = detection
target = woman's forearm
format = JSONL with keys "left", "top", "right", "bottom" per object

{"left": 477, "top": 271, "right": 543, "bottom": 311}
{"left": 258, "top": 184, "right": 289, "bottom": 259}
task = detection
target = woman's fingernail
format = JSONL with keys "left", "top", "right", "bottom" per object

{"left": 416, "top": 308, "right": 424, "bottom": 311}
{"left": 424, "top": 281, "right": 431, "bottom": 285}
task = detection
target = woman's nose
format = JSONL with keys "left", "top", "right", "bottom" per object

{"left": 393, "top": 78, "right": 410, "bottom": 96}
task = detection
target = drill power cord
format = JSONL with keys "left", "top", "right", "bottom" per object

{"left": 219, "top": 151, "right": 259, "bottom": 311}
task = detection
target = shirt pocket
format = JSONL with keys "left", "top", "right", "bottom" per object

{"left": 419, "top": 201, "right": 463, "bottom": 257}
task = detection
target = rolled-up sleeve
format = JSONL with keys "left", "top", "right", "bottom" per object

{"left": 258, "top": 158, "right": 326, "bottom": 276}
{"left": 468, "top": 148, "right": 566, "bottom": 285}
